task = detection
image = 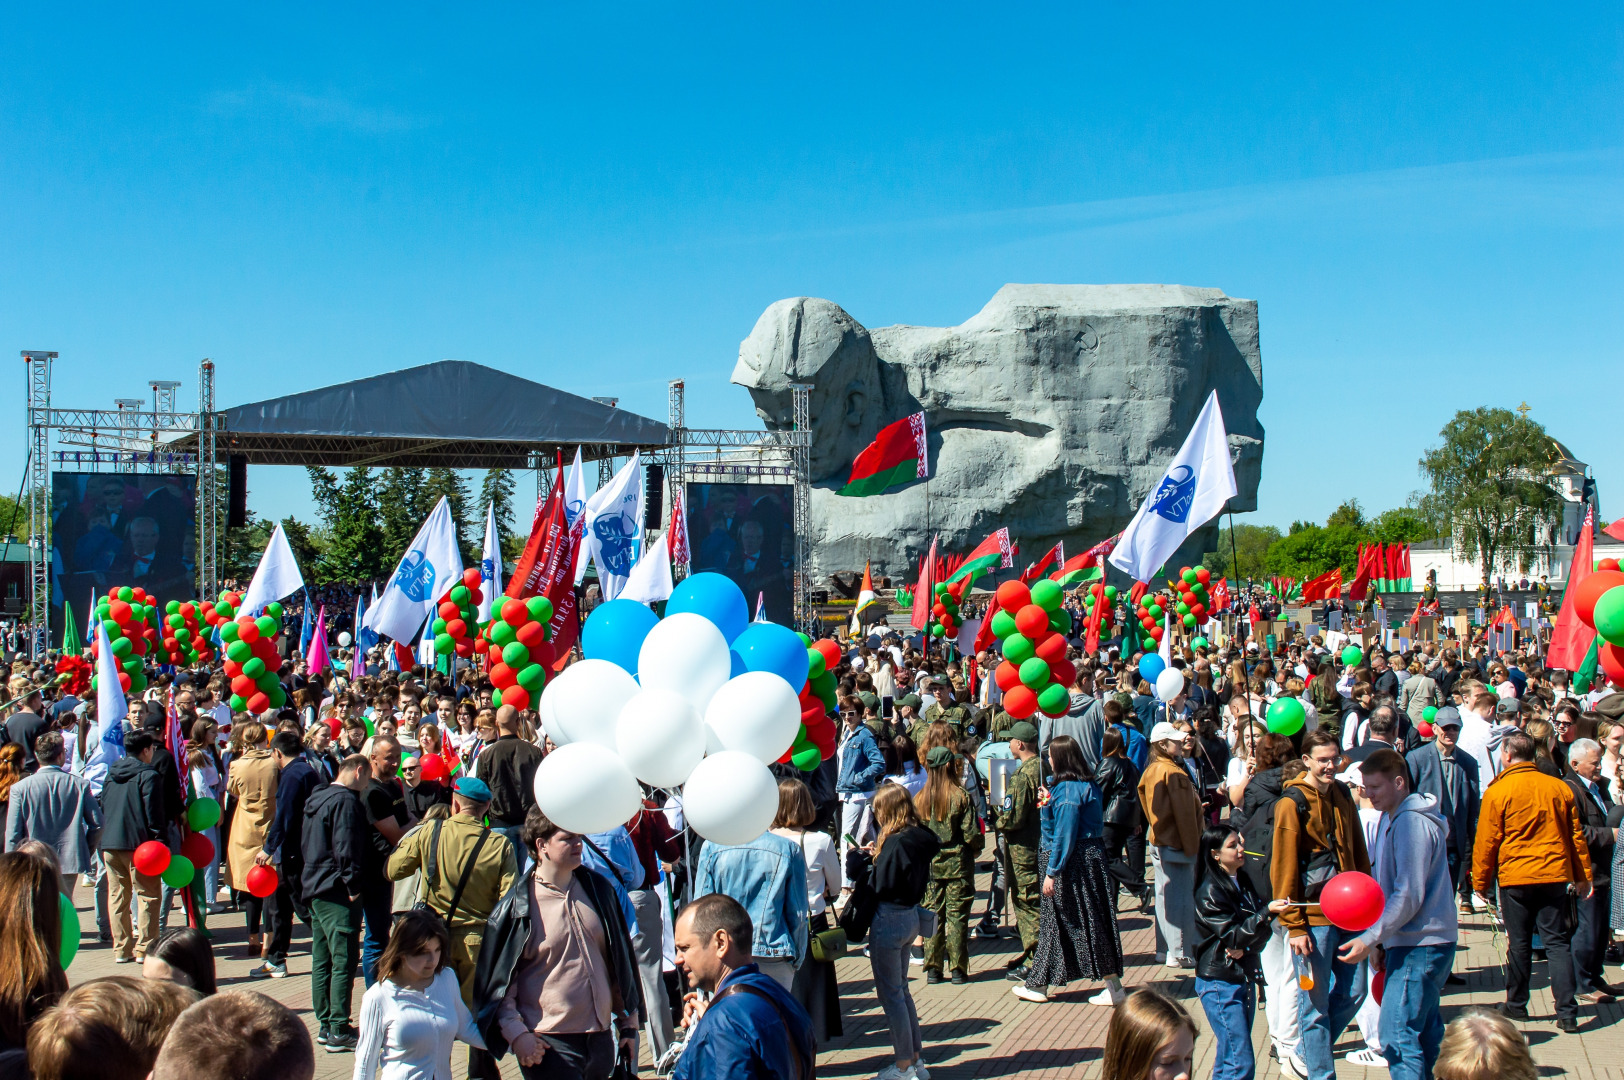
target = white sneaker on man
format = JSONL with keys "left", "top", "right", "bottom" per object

{"left": 874, "top": 1065, "right": 916, "bottom": 1080}
{"left": 913, "top": 1061, "right": 932, "bottom": 1080}
{"left": 1346, "top": 1048, "right": 1388, "bottom": 1068}
{"left": 1279, "top": 1051, "right": 1310, "bottom": 1079}
{"left": 1011, "top": 984, "right": 1048, "bottom": 1002}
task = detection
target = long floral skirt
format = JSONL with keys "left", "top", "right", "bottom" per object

{"left": 1026, "top": 837, "right": 1124, "bottom": 989}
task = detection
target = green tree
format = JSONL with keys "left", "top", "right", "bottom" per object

{"left": 1263, "top": 523, "right": 1365, "bottom": 579}
{"left": 0, "top": 493, "right": 31, "bottom": 541}
{"left": 478, "top": 468, "right": 519, "bottom": 561}
{"left": 307, "top": 466, "right": 384, "bottom": 583}
{"left": 376, "top": 468, "right": 431, "bottom": 561}
{"left": 422, "top": 467, "right": 475, "bottom": 562}
{"left": 1210, "top": 523, "right": 1284, "bottom": 581}
{"left": 1368, "top": 506, "right": 1436, "bottom": 545}
{"left": 1326, "top": 499, "right": 1366, "bottom": 531}
{"left": 1418, "top": 407, "right": 1565, "bottom": 583}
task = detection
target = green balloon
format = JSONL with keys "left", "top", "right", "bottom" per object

{"left": 229, "top": 694, "right": 246, "bottom": 712}
{"left": 363, "top": 715, "right": 375, "bottom": 737}
{"left": 491, "top": 688, "right": 505, "bottom": 708}
{"left": 161, "top": 855, "right": 195, "bottom": 888}
{"left": 1037, "top": 682, "right": 1070, "bottom": 715}
{"left": 1182, "top": 614, "right": 1196, "bottom": 627}
{"left": 121, "top": 658, "right": 141, "bottom": 676}
{"left": 1422, "top": 706, "right": 1438, "bottom": 722}
{"left": 811, "top": 670, "right": 837, "bottom": 697}
{"left": 1003, "top": 633, "right": 1036, "bottom": 665}
{"left": 1030, "top": 579, "right": 1064, "bottom": 612}
{"left": 435, "top": 633, "right": 455, "bottom": 654}
{"left": 1192, "top": 637, "right": 1209, "bottom": 650}
{"left": 164, "top": 600, "right": 179, "bottom": 615}
{"left": 991, "top": 610, "right": 1018, "bottom": 638}
{"left": 1018, "top": 657, "right": 1052, "bottom": 690}
{"left": 489, "top": 620, "right": 517, "bottom": 647}
{"left": 1143, "top": 636, "right": 1156, "bottom": 651}
{"left": 215, "top": 602, "right": 235, "bottom": 620}
{"left": 1049, "top": 609, "right": 1072, "bottom": 634}
{"left": 267, "top": 685, "right": 287, "bottom": 709}
{"left": 807, "top": 650, "right": 826, "bottom": 679}
{"left": 502, "top": 641, "right": 530, "bottom": 667}
{"left": 1182, "top": 569, "right": 1198, "bottom": 584}
{"left": 796, "top": 632, "right": 812, "bottom": 647}
{"left": 111, "top": 636, "right": 133, "bottom": 658}
{"left": 527, "top": 596, "right": 554, "bottom": 624}
{"left": 129, "top": 671, "right": 147, "bottom": 694}
{"left": 450, "top": 584, "right": 471, "bottom": 605}
{"left": 175, "top": 627, "right": 191, "bottom": 643}
{"left": 1596, "top": 586, "right": 1624, "bottom": 647}
{"left": 186, "top": 797, "right": 222, "bottom": 830}
{"left": 1266, "top": 697, "right": 1307, "bottom": 736}
{"left": 255, "top": 672, "right": 280, "bottom": 692}
{"left": 256, "top": 615, "right": 277, "bottom": 638}
{"left": 1104, "top": 585, "right": 1118, "bottom": 602}
{"left": 432, "top": 618, "right": 448, "bottom": 635}
{"left": 934, "top": 583, "right": 949, "bottom": 597}
{"left": 1176, "top": 602, "right": 1190, "bottom": 616}
{"left": 1147, "top": 603, "right": 1163, "bottom": 619}
{"left": 226, "top": 639, "right": 252, "bottom": 663}
{"left": 265, "top": 602, "right": 283, "bottom": 620}
{"left": 1341, "top": 645, "right": 1364, "bottom": 667}
{"left": 117, "top": 586, "right": 133, "bottom": 602}
{"left": 59, "top": 892, "right": 81, "bottom": 968}
{"left": 791, "top": 745, "right": 822, "bottom": 771}
{"left": 241, "top": 656, "right": 266, "bottom": 680}
{"left": 220, "top": 620, "right": 240, "bottom": 642}
{"left": 517, "top": 663, "right": 547, "bottom": 691}
{"left": 930, "top": 623, "right": 945, "bottom": 637}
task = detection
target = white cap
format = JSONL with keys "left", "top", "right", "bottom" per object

{"left": 1149, "top": 721, "right": 1183, "bottom": 744}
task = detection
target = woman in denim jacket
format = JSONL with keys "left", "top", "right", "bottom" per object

{"left": 693, "top": 827, "right": 808, "bottom": 991}
{"left": 836, "top": 707, "right": 887, "bottom": 895}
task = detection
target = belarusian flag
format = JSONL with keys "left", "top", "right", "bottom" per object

{"left": 838, "top": 411, "right": 928, "bottom": 497}
{"left": 1051, "top": 533, "right": 1119, "bottom": 588}
{"left": 1573, "top": 635, "right": 1603, "bottom": 694}
{"left": 910, "top": 537, "right": 938, "bottom": 631}
{"left": 944, "top": 528, "right": 1013, "bottom": 586}
{"left": 1020, "top": 543, "right": 1063, "bottom": 584}
{"left": 1548, "top": 504, "right": 1597, "bottom": 671}
{"left": 851, "top": 562, "right": 881, "bottom": 633}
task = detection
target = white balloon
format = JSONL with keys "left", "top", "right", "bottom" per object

{"left": 704, "top": 671, "right": 802, "bottom": 765}
{"left": 533, "top": 741, "right": 642, "bottom": 836}
{"left": 540, "top": 659, "right": 640, "bottom": 748}
{"left": 337, "top": 631, "right": 353, "bottom": 647}
{"left": 637, "top": 612, "right": 732, "bottom": 713}
{"left": 615, "top": 688, "right": 707, "bottom": 788}
{"left": 1155, "top": 668, "right": 1186, "bottom": 703}
{"left": 683, "top": 750, "right": 780, "bottom": 846}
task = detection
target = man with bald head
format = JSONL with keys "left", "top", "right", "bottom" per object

{"left": 474, "top": 703, "right": 544, "bottom": 868}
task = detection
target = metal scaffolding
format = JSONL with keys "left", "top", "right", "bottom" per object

{"left": 23, "top": 352, "right": 55, "bottom": 658}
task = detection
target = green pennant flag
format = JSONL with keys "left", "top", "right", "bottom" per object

{"left": 1573, "top": 634, "right": 1603, "bottom": 694}
{"left": 60, "top": 599, "right": 81, "bottom": 656}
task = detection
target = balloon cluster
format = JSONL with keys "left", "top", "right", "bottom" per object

{"left": 788, "top": 638, "right": 840, "bottom": 769}
{"left": 1132, "top": 591, "right": 1168, "bottom": 652}
{"left": 1418, "top": 704, "right": 1438, "bottom": 739}
{"left": 1171, "top": 566, "right": 1212, "bottom": 629}
{"left": 1576, "top": 565, "right": 1624, "bottom": 685}
{"left": 535, "top": 572, "right": 811, "bottom": 849}
{"left": 433, "top": 568, "right": 485, "bottom": 660}
{"left": 930, "top": 579, "right": 966, "bottom": 639}
{"left": 208, "top": 590, "right": 287, "bottom": 715}
{"left": 484, "top": 595, "right": 556, "bottom": 711}
{"left": 160, "top": 600, "right": 214, "bottom": 666}
{"left": 989, "top": 579, "right": 1075, "bottom": 721}
{"left": 1081, "top": 581, "right": 1117, "bottom": 633}
{"left": 1136, "top": 653, "right": 1186, "bottom": 702}
{"left": 91, "top": 586, "right": 159, "bottom": 695}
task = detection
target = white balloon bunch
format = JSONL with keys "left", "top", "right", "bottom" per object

{"left": 533, "top": 611, "right": 802, "bottom": 846}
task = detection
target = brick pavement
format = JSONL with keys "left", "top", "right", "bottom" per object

{"left": 65, "top": 884, "right": 1624, "bottom": 1078}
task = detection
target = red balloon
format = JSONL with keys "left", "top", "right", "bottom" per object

{"left": 1600, "top": 642, "right": 1624, "bottom": 686}
{"left": 801, "top": 702, "right": 825, "bottom": 726}
{"left": 1196, "top": 568, "right": 1211, "bottom": 585}
{"left": 516, "top": 621, "right": 546, "bottom": 648}
{"left": 1191, "top": 604, "right": 1207, "bottom": 621}
{"left": 1149, "top": 625, "right": 1163, "bottom": 640}
{"left": 501, "top": 598, "right": 529, "bottom": 626}
{"left": 488, "top": 645, "right": 505, "bottom": 665}
{"left": 1417, "top": 722, "right": 1434, "bottom": 739}
{"left": 812, "top": 639, "right": 841, "bottom": 668}
{"left": 1050, "top": 658, "right": 1077, "bottom": 689}
{"left": 1576, "top": 571, "right": 1624, "bottom": 626}
{"left": 491, "top": 663, "right": 518, "bottom": 689}
{"left": 246, "top": 691, "right": 270, "bottom": 715}
{"left": 133, "top": 840, "right": 171, "bottom": 877}
{"left": 326, "top": 717, "right": 342, "bottom": 738}
{"left": 1603, "top": 558, "right": 1622, "bottom": 573}
{"left": 439, "top": 600, "right": 461, "bottom": 620}
{"left": 179, "top": 602, "right": 196, "bottom": 619}
{"left": 994, "top": 661, "right": 1022, "bottom": 692}
{"left": 1318, "top": 871, "right": 1386, "bottom": 932}
{"left": 995, "top": 580, "right": 1032, "bottom": 612}
{"left": 245, "top": 864, "right": 279, "bottom": 899}
{"left": 109, "top": 599, "right": 132, "bottom": 624}
{"left": 222, "top": 591, "right": 241, "bottom": 606}
{"left": 932, "top": 601, "right": 947, "bottom": 619}
{"left": 420, "top": 753, "right": 450, "bottom": 783}
{"left": 454, "top": 640, "right": 473, "bottom": 658}
{"left": 501, "top": 685, "right": 531, "bottom": 711}
{"left": 463, "top": 567, "right": 483, "bottom": 588}
{"left": 180, "top": 832, "right": 215, "bottom": 868}
{"left": 1035, "top": 633, "right": 1068, "bottom": 664}
{"left": 446, "top": 618, "right": 467, "bottom": 639}
{"left": 1003, "top": 684, "right": 1038, "bottom": 719}
{"left": 1014, "top": 604, "right": 1050, "bottom": 638}
{"left": 231, "top": 674, "right": 257, "bottom": 698}
{"left": 237, "top": 619, "right": 261, "bottom": 643}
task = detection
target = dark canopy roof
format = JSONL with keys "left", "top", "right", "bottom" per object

{"left": 174, "top": 360, "right": 669, "bottom": 468}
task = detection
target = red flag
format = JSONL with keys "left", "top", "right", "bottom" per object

{"left": 1349, "top": 544, "right": 1373, "bottom": 601}
{"left": 910, "top": 536, "right": 937, "bottom": 631}
{"left": 1302, "top": 567, "right": 1342, "bottom": 601}
{"left": 506, "top": 457, "right": 583, "bottom": 663}
{"left": 1605, "top": 518, "right": 1624, "bottom": 544}
{"left": 1212, "top": 579, "right": 1230, "bottom": 612}
{"left": 1548, "top": 504, "right": 1597, "bottom": 670}
{"left": 667, "top": 493, "right": 691, "bottom": 569}
{"left": 1020, "top": 542, "right": 1064, "bottom": 583}
{"left": 973, "top": 588, "right": 1002, "bottom": 653}
{"left": 1084, "top": 581, "right": 1106, "bottom": 655}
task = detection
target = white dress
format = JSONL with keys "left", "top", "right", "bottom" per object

{"left": 352, "top": 967, "right": 485, "bottom": 1080}
{"left": 772, "top": 827, "right": 840, "bottom": 916}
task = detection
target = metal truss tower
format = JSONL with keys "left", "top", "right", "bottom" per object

{"left": 22, "top": 352, "right": 56, "bottom": 658}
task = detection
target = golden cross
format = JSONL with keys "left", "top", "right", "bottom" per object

{"left": 1517, "top": 401, "right": 1531, "bottom": 418}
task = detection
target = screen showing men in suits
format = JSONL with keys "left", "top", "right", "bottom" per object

{"left": 51, "top": 473, "right": 197, "bottom": 647}
{"left": 686, "top": 483, "right": 795, "bottom": 626}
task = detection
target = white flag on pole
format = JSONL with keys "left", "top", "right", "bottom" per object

{"left": 1108, "top": 390, "right": 1238, "bottom": 584}
{"left": 573, "top": 452, "right": 645, "bottom": 600}
{"left": 618, "top": 531, "right": 673, "bottom": 605}
{"left": 418, "top": 624, "right": 437, "bottom": 669}
{"left": 564, "top": 448, "right": 588, "bottom": 527}
{"left": 363, "top": 496, "right": 465, "bottom": 644}
{"left": 1159, "top": 610, "right": 1173, "bottom": 667}
{"left": 239, "top": 523, "right": 305, "bottom": 616}
{"left": 82, "top": 619, "right": 129, "bottom": 787}
{"left": 479, "top": 503, "right": 504, "bottom": 624}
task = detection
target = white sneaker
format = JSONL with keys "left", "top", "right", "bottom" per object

{"left": 1279, "top": 1051, "right": 1309, "bottom": 1080}
{"left": 1346, "top": 1048, "right": 1388, "bottom": 1068}
{"left": 1011, "top": 984, "right": 1049, "bottom": 1002}
{"left": 875, "top": 1066, "right": 916, "bottom": 1080}
{"left": 1089, "top": 986, "right": 1127, "bottom": 1006}
{"left": 913, "top": 1061, "right": 932, "bottom": 1080}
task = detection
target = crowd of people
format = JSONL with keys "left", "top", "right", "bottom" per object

{"left": 0, "top": 580, "right": 1612, "bottom": 1080}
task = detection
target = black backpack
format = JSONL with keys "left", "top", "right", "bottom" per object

{"left": 1240, "top": 787, "right": 1339, "bottom": 902}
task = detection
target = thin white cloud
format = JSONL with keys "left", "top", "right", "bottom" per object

{"left": 205, "top": 82, "right": 422, "bottom": 135}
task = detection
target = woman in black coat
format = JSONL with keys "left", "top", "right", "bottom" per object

{"left": 1193, "top": 824, "right": 1289, "bottom": 1080}
{"left": 1095, "top": 727, "right": 1148, "bottom": 909}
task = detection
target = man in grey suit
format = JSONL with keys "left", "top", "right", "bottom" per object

{"left": 1405, "top": 707, "right": 1479, "bottom": 917}
{"left": 5, "top": 730, "right": 102, "bottom": 896}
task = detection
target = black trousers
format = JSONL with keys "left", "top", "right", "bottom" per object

{"left": 1573, "top": 881, "right": 1612, "bottom": 995}
{"left": 1501, "top": 882, "right": 1577, "bottom": 1020}
{"left": 518, "top": 1031, "right": 616, "bottom": 1080}
{"left": 1102, "top": 821, "right": 1147, "bottom": 897}
{"left": 264, "top": 882, "right": 295, "bottom": 965}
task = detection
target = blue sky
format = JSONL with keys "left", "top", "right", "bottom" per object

{"left": 3, "top": 3, "right": 1620, "bottom": 535}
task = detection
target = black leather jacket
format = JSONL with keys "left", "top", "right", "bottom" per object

{"left": 1095, "top": 755, "right": 1142, "bottom": 827}
{"left": 1235, "top": 766, "right": 1284, "bottom": 835}
{"left": 1194, "top": 869, "right": 1275, "bottom": 983}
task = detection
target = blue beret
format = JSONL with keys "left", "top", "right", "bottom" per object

{"left": 453, "top": 776, "right": 492, "bottom": 802}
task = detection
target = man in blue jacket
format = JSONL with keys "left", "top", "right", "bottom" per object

{"left": 836, "top": 704, "right": 885, "bottom": 893}
{"left": 673, "top": 893, "right": 813, "bottom": 1080}
{"left": 254, "top": 729, "right": 321, "bottom": 978}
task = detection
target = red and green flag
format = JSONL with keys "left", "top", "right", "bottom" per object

{"left": 1020, "top": 542, "right": 1064, "bottom": 584}
{"left": 1051, "top": 532, "right": 1119, "bottom": 588}
{"left": 1549, "top": 504, "right": 1597, "bottom": 672}
{"left": 944, "top": 528, "right": 1013, "bottom": 586}
{"left": 838, "top": 411, "right": 928, "bottom": 497}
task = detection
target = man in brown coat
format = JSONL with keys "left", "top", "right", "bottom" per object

{"left": 1270, "top": 730, "right": 1371, "bottom": 1080}
{"left": 1138, "top": 721, "right": 1202, "bottom": 968}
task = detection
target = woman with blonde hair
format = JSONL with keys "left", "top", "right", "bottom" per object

{"left": 864, "top": 782, "right": 940, "bottom": 1080}
{"left": 224, "top": 719, "right": 277, "bottom": 959}
{"left": 1101, "top": 988, "right": 1197, "bottom": 1080}
{"left": 1432, "top": 1009, "right": 1537, "bottom": 1080}
{"left": 915, "top": 744, "right": 976, "bottom": 986}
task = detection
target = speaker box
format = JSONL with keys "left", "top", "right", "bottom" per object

{"left": 227, "top": 455, "right": 247, "bottom": 528}
{"left": 644, "top": 464, "right": 665, "bottom": 528}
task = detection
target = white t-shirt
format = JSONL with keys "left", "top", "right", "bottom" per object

{"left": 353, "top": 967, "right": 484, "bottom": 1080}
{"left": 886, "top": 763, "right": 927, "bottom": 797}
{"left": 1455, "top": 709, "right": 1497, "bottom": 795}
{"left": 772, "top": 827, "right": 841, "bottom": 916}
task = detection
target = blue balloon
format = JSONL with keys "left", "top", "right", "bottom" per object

{"left": 728, "top": 649, "right": 748, "bottom": 678}
{"left": 666, "top": 572, "right": 750, "bottom": 643}
{"left": 582, "top": 599, "right": 660, "bottom": 674}
{"left": 731, "top": 622, "right": 811, "bottom": 690}
{"left": 1137, "top": 653, "right": 1166, "bottom": 684}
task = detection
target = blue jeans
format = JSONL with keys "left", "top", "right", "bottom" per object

{"left": 1196, "top": 977, "right": 1256, "bottom": 1080}
{"left": 1296, "top": 925, "right": 1366, "bottom": 1080}
{"left": 359, "top": 884, "right": 393, "bottom": 987}
{"left": 868, "top": 902, "right": 923, "bottom": 1062}
{"left": 492, "top": 823, "right": 529, "bottom": 875}
{"left": 1379, "top": 944, "right": 1452, "bottom": 1080}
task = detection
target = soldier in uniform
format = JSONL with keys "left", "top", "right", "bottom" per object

{"left": 917, "top": 685, "right": 971, "bottom": 743}
{"left": 995, "top": 720, "right": 1044, "bottom": 980}
{"left": 919, "top": 745, "right": 978, "bottom": 984}
{"left": 385, "top": 775, "right": 518, "bottom": 1004}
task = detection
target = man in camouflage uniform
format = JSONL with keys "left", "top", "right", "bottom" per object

{"left": 995, "top": 720, "right": 1044, "bottom": 979}
{"left": 918, "top": 684, "right": 972, "bottom": 742}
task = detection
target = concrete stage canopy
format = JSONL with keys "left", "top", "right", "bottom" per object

{"left": 167, "top": 359, "right": 670, "bottom": 468}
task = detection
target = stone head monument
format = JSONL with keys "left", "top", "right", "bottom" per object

{"left": 732, "top": 284, "right": 1264, "bottom": 581}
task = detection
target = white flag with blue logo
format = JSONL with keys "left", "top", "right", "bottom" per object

{"left": 574, "top": 452, "right": 644, "bottom": 600}
{"left": 1108, "top": 390, "right": 1237, "bottom": 584}
{"left": 478, "top": 502, "right": 503, "bottom": 624}
{"left": 364, "top": 496, "right": 465, "bottom": 644}
{"left": 564, "top": 447, "right": 588, "bottom": 527}
{"left": 82, "top": 619, "right": 128, "bottom": 787}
